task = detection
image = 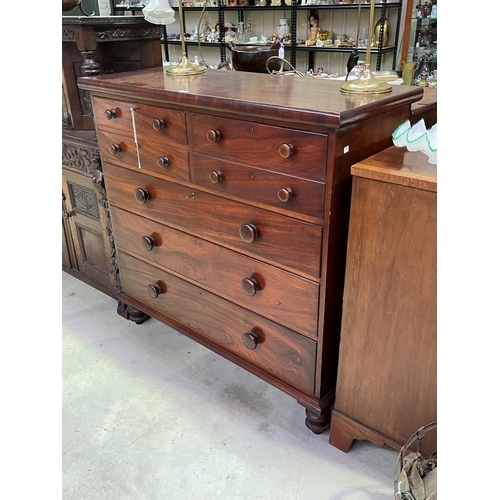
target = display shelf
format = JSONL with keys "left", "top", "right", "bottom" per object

{"left": 162, "top": 0, "right": 402, "bottom": 73}
{"left": 403, "top": 0, "right": 437, "bottom": 85}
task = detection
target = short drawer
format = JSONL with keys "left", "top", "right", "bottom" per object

{"left": 133, "top": 101, "right": 188, "bottom": 146}
{"left": 118, "top": 252, "right": 317, "bottom": 394}
{"left": 189, "top": 112, "right": 328, "bottom": 177}
{"left": 97, "top": 127, "right": 138, "bottom": 169}
{"left": 111, "top": 207, "right": 320, "bottom": 337}
{"left": 192, "top": 153, "right": 325, "bottom": 219}
{"left": 92, "top": 96, "right": 134, "bottom": 134}
{"left": 104, "top": 164, "right": 323, "bottom": 278}
{"left": 93, "top": 96, "right": 188, "bottom": 146}
{"left": 97, "top": 128, "right": 190, "bottom": 181}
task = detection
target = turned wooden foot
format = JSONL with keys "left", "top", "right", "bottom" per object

{"left": 304, "top": 406, "right": 331, "bottom": 434}
{"left": 116, "top": 301, "right": 150, "bottom": 324}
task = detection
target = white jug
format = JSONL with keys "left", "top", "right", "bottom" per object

{"left": 278, "top": 19, "right": 289, "bottom": 38}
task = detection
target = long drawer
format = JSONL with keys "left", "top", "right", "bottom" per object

{"left": 118, "top": 252, "right": 317, "bottom": 394}
{"left": 111, "top": 207, "right": 320, "bottom": 337}
{"left": 192, "top": 153, "right": 325, "bottom": 219}
{"left": 189, "top": 112, "right": 328, "bottom": 178}
{"left": 97, "top": 127, "right": 190, "bottom": 181}
{"left": 103, "top": 164, "right": 323, "bottom": 278}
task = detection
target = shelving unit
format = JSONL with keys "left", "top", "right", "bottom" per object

{"left": 401, "top": 0, "right": 437, "bottom": 85}
{"left": 407, "top": 16, "right": 437, "bottom": 77}
{"left": 161, "top": 0, "right": 402, "bottom": 73}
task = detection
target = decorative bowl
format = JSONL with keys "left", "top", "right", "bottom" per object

{"left": 227, "top": 43, "right": 282, "bottom": 73}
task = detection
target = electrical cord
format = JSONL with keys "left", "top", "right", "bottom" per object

{"left": 265, "top": 56, "right": 309, "bottom": 77}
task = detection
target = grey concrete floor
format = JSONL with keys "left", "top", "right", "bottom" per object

{"left": 62, "top": 271, "right": 399, "bottom": 500}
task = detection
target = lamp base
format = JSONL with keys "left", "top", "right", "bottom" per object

{"left": 165, "top": 54, "right": 206, "bottom": 76}
{"left": 340, "top": 66, "right": 392, "bottom": 94}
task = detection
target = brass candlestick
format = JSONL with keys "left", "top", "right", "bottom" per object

{"left": 340, "top": 0, "right": 392, "bottom": 94}
{"left": 165, "top": 0, "right": 206, "bottom": 76}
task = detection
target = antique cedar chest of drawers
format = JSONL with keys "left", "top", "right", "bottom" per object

{"left": 78, "top": 68, "right": 423, "bottom": 432}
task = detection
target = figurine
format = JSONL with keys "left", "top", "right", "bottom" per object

{"left": 306, "top": 12, "right": 319, "bottom": 46}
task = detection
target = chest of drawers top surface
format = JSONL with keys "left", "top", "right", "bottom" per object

{"left": 79, "top": 68, "right": 423, "bottom": 129}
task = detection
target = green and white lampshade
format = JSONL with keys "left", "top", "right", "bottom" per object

{"left": 142, "top": 0, "right": 176, "bottom": 25}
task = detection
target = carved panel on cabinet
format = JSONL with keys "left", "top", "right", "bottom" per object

{"left": 67, "top": 183, "right": 100, "bottom": 220}
{"left": 62, "top": 132, "right": 118, "bottom": 298}
{"left": 62, "top": 140, "right": 101, "bottom": 174}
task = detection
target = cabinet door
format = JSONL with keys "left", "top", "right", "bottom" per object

{"left": 62, "top": 168, "right": 115, "bottom": 292}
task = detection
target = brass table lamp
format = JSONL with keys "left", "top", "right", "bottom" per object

{"left": 143, "top": 0, "right": 205, "bottom": 76}
{"left": 340, "top": 0, "right": 391, "bottom": 94}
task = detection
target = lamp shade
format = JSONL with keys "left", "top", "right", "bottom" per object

{"left": 142, "top": 0, "right": 176, "bottom": 25}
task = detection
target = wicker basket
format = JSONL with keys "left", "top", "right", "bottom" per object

{"left": 394, "top": 421, "right": 437, "bottom": 500}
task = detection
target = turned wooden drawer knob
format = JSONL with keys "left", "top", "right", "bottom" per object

{"left": 141, "top": 235, "right": 157, "bottom": 251}
{"left": 242, "top": 332, "right": 260, "bottom": 350}
{"left": 147, "top": 283, "right": 162, "bottom": 299}
{"left": 157, "top": 156, "right": 170, "bottom": 168}
{"left": 241, "top": 277, "right": 259, "bottom": 296}
{"left": 209, "top": 170, "right": 223, "bottom": 184}
{"left": 278, "top": 143, "right": 294, "bottom": 158}
{"left": 206, "top": 129, "right": 221, "bottom": 143}
{"left": 152, "top": 118, "right": 166, "bottom": 131}
{"left": 104, "top": 108, "right": 117, "bottom": 120}
{"left": 277, "top": 187, "right": 294, "bottom": 202}
{"left": 108, "top": 143, "right": 121, "bottom": 155}
{"left": 134, "top": 187, "right": 150, "bottom": 204}
{"left": 239, "top": 223, "right": 258, "bottom": 243}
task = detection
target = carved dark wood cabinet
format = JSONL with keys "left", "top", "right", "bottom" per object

{"left": 62, "top": 16, "right": 162, "bottom": 296}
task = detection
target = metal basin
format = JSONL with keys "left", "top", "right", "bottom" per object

{"left": 227, "top": 43, "right": 282, "bottom": 73}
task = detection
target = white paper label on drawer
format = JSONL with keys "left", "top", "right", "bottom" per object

{"left": 344, "top": 145, "right": 350, "bottom": 154}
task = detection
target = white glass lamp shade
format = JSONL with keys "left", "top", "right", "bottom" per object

{"left": 142, "top": 0, "right": 176, "bottom": 25}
